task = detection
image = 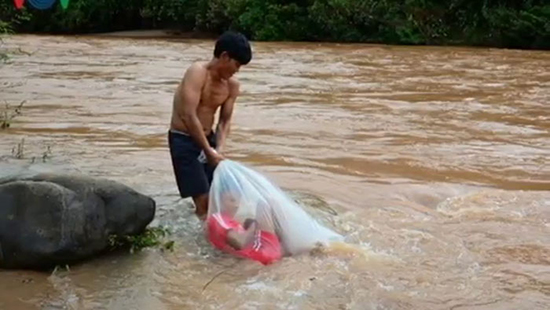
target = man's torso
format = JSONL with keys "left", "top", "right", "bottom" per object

{"left": 170, "top": 62, "right": 231, "bottom": 135}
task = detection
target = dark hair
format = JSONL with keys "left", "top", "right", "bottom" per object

{"left": 214, "top": 31, "right": 252, "bottom": 65}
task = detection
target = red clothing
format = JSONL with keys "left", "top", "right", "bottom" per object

{"left": 207, "top": 213, "right": 282, "bottom": 265}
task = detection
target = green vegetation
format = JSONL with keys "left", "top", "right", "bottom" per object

{"left": 1, "top": 101, "right": 54, "bottom": 163}
{"left": 50, "top": 226, "right": 175, "bottom": 274}
{"left": 0, "top": 0, "right": 549, "bottom": 49}
{"left": 108, "top": 226, "right": 175, "bottom": 254}
{"left": 0, "top": 17, "right": 11, "bottom": 62}
{"left": 1, "top": 100, "right": 25, "bottom": 130}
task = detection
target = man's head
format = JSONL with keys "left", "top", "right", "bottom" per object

{"left": 213, "top": 31, "right": 252, "bottom": 80}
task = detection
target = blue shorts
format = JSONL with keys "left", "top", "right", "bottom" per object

{"left": 168, "top": 129, "right": 217, "bottom": 198}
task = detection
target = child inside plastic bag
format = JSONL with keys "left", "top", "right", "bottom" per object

{"left": 206, "top": 160, "right": 344, "bottom": 265}
{"left": 206, "top": 190, "right": 283, "bottom": 265}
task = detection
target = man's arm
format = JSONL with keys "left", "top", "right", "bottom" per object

{"left": 215, "top": 79, "right": 240, "bottom": 154}
{"left": 177, "top": 64, "right": 220, "bottom": 162}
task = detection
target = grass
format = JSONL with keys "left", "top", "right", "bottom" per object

{"left": 9, "top": 137, "right": 53, "bottom": 163}
{"left": 1, "top": 100, "right": 25, "bottom": 130}
{"left": 48, "top": 227, "right": 175, "bottom": 275}
{"left": 0, "top": 20, "right": 11, "bottom": 64}
{"left": 11, "top": 137, "right": 24, "bottom": 159}
{"left": 1, "top": 100, "right": 55, "bottom": 163}
{"left": 108, "top": 226, "right": 175, "bottom": 254}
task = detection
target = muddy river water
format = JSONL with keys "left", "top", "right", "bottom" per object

{"left": 0, "top": 35, "right": 549, "bottom": 310}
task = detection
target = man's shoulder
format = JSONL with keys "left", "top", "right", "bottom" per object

{"left": 182, "top": 61, "right": 208, "bottom": 86}
{"left": 185, "top": 61, "right": 208, "bottom": 75}
{"left": 228, "top": 77, "right": 240, "bottom": 95}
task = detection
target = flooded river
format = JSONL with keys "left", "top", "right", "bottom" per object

{"left": 0, "top": 35, "right": 549, "bottom": 310}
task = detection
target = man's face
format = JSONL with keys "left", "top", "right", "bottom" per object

{"left": 219, "top": 52, "right": 241, "bottom": 79}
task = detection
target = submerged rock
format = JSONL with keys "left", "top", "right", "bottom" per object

{"left": 0, "top": 173, "right": 156, "bottom": 269}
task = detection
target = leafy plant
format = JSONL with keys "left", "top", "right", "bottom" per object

{"left": 1, "top": 0, "right": 548, "bottom": 50}
{"left": 1, "top": 100, "right": 25, "bottom": 129}
{"left": 108, "top": 226, "right": 175, "bottom": 254}
{"left": 11, "top": 137, "right": 24, "bottom": 159}
{"left": 0, "top": 18, "right": 12, "bottom": 63}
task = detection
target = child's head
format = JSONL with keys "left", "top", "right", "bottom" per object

{"left": 219, "top": 189, "right": 240, "bottom": 217}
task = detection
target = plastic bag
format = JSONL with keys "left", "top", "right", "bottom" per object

{"left": 206, "top": 160, "right": 343, "bottom": 264}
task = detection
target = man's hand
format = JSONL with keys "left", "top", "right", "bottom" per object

{"left": 206, "top": 148, "right": 225, "bottom": 167}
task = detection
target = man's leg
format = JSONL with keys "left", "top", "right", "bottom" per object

{"left": 193, "top": 193, "right": 209, "bottom": 219}
{"left": 169, "top": 130, "right": 210, "bottom": 218}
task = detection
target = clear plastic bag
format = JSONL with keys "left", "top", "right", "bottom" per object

{"left": 205, "top": 160, "right": 343, "bottom": 264}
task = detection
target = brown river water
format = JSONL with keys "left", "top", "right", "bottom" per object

{"left": 0, "top": 35, "right": 549, "bottom": 310}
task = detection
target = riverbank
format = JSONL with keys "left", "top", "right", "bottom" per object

{"left": 2, "top": 0, "right": 549, "bottom": 50}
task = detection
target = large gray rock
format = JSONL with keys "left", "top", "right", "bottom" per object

{"left": 0, "top": 173, "right": 156, "bottom": 269}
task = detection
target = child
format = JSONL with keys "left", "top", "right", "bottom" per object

{"left": 206, "top": 192, "right": 282, "bottom": 265}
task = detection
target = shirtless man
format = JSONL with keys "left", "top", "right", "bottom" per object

{"left": 168, "top": 31, "right": 252, "bottom": 218}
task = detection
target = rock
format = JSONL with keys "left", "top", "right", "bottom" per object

{"left": 0, "top": 173, "right": 156, "bottom": 270}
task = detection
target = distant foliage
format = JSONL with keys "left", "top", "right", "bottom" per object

{"left": 0, "top": 16, "right": 12, "bottom": 62}
{"left": 0, "top": 0, "right": 548, "bottom": 49}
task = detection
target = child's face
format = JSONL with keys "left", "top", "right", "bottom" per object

{"left": 221, "top": 192, "right": 239, "bottom": 216}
